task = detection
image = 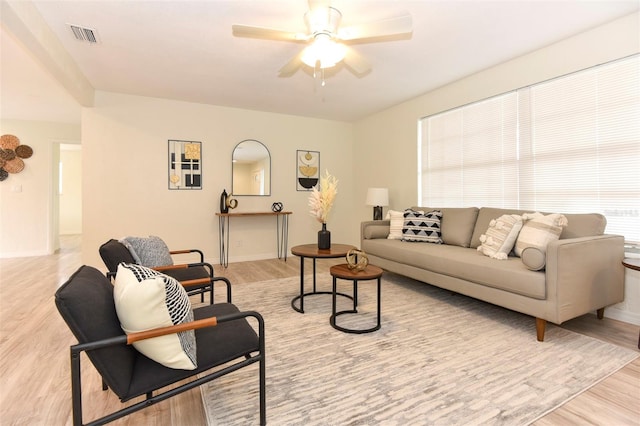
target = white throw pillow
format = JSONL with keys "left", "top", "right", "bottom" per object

{"left": 514, "top": 212, "right": 568, "bottom": 257}
{"left": 477, "top": 214, "right": 523, "bottom": 260}
{"left": 386, "top": 209, "right": 423, "bottom": 240}
{"left": 114, "top": 263, "right": 197, "bottom": 370}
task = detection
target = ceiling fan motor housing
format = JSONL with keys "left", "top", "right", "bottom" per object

{"left": 305, "top": 6, "right": 342, "bottom": 38}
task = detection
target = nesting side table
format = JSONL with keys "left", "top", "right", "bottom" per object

{"left": 329, "top": 263, "right": 383, "bottom": 334}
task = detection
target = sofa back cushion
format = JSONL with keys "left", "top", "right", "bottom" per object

{"left": 470, "top": 207, "right": 608, "bottom": 248}
{"left": 413, "top": 207, "right": 479, "bottom": 248}
{"left": 560, "top": 213, "right": 606, "bottom": 239}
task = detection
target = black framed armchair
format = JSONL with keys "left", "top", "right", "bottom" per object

{"left": 55, "top": 265, "right": 265, "bottom": 425}
{"left": 99, "top": 238, "right": 231, "bottom": 304}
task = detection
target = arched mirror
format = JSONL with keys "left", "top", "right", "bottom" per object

{"left": 232, "top": 140, "right": 271, "bottom": 196}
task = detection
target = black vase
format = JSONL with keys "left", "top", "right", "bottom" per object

{"left": 220, "top": 189, "right": 229, "bottom": 213}
{"left": 318, "top": 223, "right": 331, "bottom": 250}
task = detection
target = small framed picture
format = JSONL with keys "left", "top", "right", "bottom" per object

{"left": 168, "top": 140, "right": 202, "bottom": 190}
{"left": 296, "top": 150, "right": 319, "bottom": 191}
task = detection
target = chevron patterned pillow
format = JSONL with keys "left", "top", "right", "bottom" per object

{"left": 402, "top": 210, "right": 443, "bottom": 243}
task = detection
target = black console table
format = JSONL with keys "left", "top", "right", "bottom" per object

{"left": 216, "top": 211, "right": 292, "bottom": 267}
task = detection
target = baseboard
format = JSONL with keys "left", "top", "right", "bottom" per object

{"left": 208, "top": 252, "right": 284, "bottom": 266}
{"left": 604, "top": 307, "right": 640, "bottom": 326}
{"left": 0, "top": 249, "right": 51, "bottom": 258}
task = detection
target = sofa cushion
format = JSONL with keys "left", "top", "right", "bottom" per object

{"left": 413, "top": 207, "right": 479, "bottom": 247}
{"left": 361, "top": 238, "right": 546, "bottom": 299}
{"left": 402, "top": 210, "right": 443, "bottom": 243}
{"left": 363, "top": 224, "right": 390, "bottom": 239}
{"left": 521, "top": 247, "right": 546, "bottom": 271}
{"left": 560, "top": 213, "right": 606, "bottom": 238}
{"left": 514, "top": 212, "right": 568, "bottom": 257}
{"left": 114, "top": 263, "right": 197, "bottom": 370}
{"left": 477, "top": 214, "right": 523, "bottom": 260}
{"left": 470, "top": 207, "right": 530, "bottom": 249}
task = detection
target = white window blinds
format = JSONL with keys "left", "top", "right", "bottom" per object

{"left": 420, "top": 54, "right": 640, "bottom": 243}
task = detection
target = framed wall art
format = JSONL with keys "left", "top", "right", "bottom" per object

{"left": 296, "top": 150, "right": 320, "bottom": 191}
{"left": 168, "top": 140, "right": 202, "bottom": 190}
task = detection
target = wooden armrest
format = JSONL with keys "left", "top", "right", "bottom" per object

{"left": 169, "top": 249, "right": 205, "bottom": 263}
{"left": 127, "top": 316, "right": 218, "bottom": 344}
{"left": 180, "top": 278, "right": 211, "bottom": 288}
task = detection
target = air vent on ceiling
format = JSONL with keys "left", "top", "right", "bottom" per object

{"left": 67, "top": 24, "right": 100, "bottom": 44}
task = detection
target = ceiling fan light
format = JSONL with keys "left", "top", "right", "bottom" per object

{"left": 301, "top": 36, "right": 346, "bottom": 69}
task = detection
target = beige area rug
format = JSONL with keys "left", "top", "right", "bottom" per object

{"left": 201, "top": 272, "right": 638, "bottom": 425}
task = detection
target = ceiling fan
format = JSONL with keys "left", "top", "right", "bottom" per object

{"left": 232, "top": 0, "right": 412, "bottom": 78}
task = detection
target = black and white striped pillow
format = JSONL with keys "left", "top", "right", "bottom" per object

{"left": 114, "top": 263, "right": 197, "bottom": 370}
{"left": 402, "top": 210, "right": 443, "bottom": 243}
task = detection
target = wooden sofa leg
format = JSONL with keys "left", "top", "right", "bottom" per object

{"left": 536, "top": 318, "right": 546, "bottom": 342}
{"left": 596, "top": 308, "right": 605, "bottom": 319}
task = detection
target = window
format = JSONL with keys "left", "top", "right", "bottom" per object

{"left": 419, "top": 55, "right": 639, "bottom": 243}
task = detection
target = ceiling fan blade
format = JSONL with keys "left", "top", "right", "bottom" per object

{"left": 338, "top": 13, "right": 412, "bottom": 41}
{"left": 232, "top": 24, "right": 307, "bottom": 42}
{"left": 278, "top": 51, "right": 304, "bottom": 77}
{"left": 343, "top": 47, "right": 371, "bottom": 76}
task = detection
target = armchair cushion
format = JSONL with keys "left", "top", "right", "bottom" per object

{"left": 99, "top": 239, "right": 137, "bottom": 273}
{"left": 114, "top": 263, "right": 197, "bottom": 370}
{"left": 55, "top": 265, "right": 137, "bottom": 398}
{"left": 120, "top": 236, "right": 173, "bottom": 267}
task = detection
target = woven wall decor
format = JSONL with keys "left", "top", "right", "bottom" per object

{"left": 0, "top": 134, "right": 20, "bottom": 150}
{"left": 0, "top": 134, "right": 34, "bottom": 182}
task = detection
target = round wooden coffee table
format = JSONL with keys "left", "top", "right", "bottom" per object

{"left": 290, "top": 244, "right": 356, "bottom": 313}
{"left": 329, "top": 263, "right": 383, "bottom": 334}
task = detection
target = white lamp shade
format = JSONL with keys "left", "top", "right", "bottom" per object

{"left": 366, "top": 188, "right": 389, "bottom": 206}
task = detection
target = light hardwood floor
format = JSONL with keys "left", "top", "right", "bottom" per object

{"left": 0, "top": 235, "right": 638, "bottom": 425}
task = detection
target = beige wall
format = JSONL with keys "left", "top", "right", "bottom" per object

{"left": 0, "top": 119, "right": 80, "bottom": 257}
{"left": 59, "top": 144, "right": 82, "bottom": 234}
{"left": 81, "top": 91, "right": 355, "bottom": 268}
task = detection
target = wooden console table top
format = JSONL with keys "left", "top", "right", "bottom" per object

{"left": 216, "top": 211, "right": 292, "bottom": 217}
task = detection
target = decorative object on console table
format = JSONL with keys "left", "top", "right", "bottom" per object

{"left": 366, "top": 188, "right": 389, "bottom": 220}
{"left": 220, "top": 189, "right": 229, "bottom": 213}
{"left": 309, "top": 170, "right": 338, "bottom": 250}
{"left": 226, "top": 193, "right": 238, "bottom": 210}
{"left": 272, "top": 202, "right": 283, "bottom": 212}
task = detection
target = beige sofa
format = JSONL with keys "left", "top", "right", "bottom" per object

{"left": 360, "top": 207, "right": 625, "bottom": 341}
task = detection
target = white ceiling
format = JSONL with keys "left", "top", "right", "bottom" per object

{"left": 1, "top": 0, "right": 639, "bottom": 124}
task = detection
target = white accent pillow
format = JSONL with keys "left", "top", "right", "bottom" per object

{"left": 514, "top": 212, "right": 568, "bottom": 257}
{"left": 386, "top": 209, "right": 423, "bottom": 240}
{"left": 477, "top": 214, "right": 523, "bottom": 260}
{"left": 114, "top": 263, "right": 197, "bottom": 370}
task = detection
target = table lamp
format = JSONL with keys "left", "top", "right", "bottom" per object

{"left": 366, "top": 188, "right": 389, "bottom": 220}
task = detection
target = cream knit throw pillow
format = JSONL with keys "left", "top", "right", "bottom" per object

{"left": 477, "top": 214, "right": 523, "bottom": 260}
{"left": 514, "top": 212, "right": 568, "bottom": 257}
